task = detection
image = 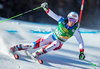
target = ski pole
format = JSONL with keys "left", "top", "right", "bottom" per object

{"left": 84, "top": 60, "right": 96, "bottom": 67}
{"left": 78, "top": 0, "right": 85, "bottom": 28}
{"left": 0, "top": 6, "right": 42, "bottom": 23}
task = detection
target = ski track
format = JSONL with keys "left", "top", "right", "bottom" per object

{"left": 0, "top": 18, "right": 100, "bottom": 69}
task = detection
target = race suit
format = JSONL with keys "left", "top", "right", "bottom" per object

{"left": 16, "top": 8, "right": 84, "bottom": 54}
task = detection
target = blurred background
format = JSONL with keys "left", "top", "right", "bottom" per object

{"left": 0, "top": 0, "right": 100, "bottom": 30}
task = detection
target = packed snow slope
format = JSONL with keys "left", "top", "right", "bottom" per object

{"left": 0, "top": 18, "right": 100, "bottom": 69}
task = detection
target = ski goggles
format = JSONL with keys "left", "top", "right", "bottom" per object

{"left": 68, "top": 18, "right": 77, "bottom": 23}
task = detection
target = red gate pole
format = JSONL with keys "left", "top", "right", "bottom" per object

{"left": 78, "top": 0, "right": 85, "bottom": 28}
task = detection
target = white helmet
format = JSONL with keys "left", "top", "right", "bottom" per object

{"left": 67, "top": 12, "right": 79, "bottom": 23}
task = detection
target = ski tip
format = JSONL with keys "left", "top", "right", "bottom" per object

{"left": 14, "top": 55, "right": 19, "bottom": 59}
{"left": 38, "top": 59, "right": 43, "bottom": 64}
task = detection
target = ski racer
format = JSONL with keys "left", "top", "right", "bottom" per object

{"left": 10, "top": 2, "right": 85, "bottom": 60}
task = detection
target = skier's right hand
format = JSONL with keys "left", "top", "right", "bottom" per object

{"left": 41, "top": 2, "right": 48, "bottom": 9}
{"left": 79, "top": 52, "right": 85, "bottom": 60}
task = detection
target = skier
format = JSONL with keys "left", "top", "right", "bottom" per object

{"left": 10, "top": 2, "right": 85, "bottom": 60}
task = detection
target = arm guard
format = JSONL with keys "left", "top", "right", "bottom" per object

{"left": 44, "top": 8, "right": 63, "bottom": 22}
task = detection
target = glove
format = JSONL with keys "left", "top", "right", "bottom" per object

{"left": 79, "top": 52, "right": 85, "bottom": 60}
{"left": 41, "top": 2, "right": 48, "bottom": 9}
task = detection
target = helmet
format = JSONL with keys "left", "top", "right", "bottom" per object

{"left": 67, "top": 12, "right": 79, "bottom": 23}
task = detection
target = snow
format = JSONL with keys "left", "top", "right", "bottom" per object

{"left": 0, "top": 18, "right": 100, "bottom": 69}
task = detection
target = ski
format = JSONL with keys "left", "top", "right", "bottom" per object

{"left": 25, "top": 50, "right": 43, "bottom": 64}
{"left": 9, "top": 48, "right": 43, "bottom": 64}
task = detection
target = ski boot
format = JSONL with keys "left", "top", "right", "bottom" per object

{"left": 31, "top": 48, "right": 46, "bottom": 64}
{"left": 10, "top": 45, "right": 20, "bottom": 59}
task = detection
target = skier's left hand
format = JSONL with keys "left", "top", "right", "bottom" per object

{"left": 79, "top": 52, "right": 85, "bottom": 60}
{"left": 41, "top": 2, "right": 48, "bottom": 9}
